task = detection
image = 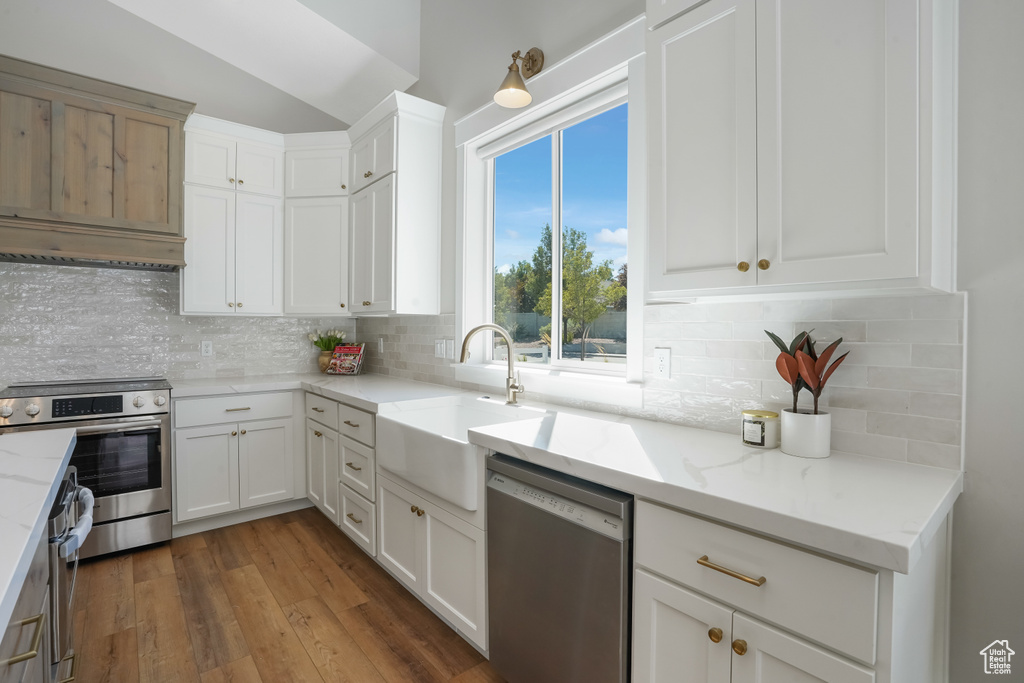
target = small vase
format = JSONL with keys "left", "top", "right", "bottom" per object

{"left": 318, "top": 350, "right": 332, "bottom": 373}
{"left": 781, "top": 409, "right": 832, "bottom": 458}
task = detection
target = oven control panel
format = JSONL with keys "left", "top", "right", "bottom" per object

{"left": 52, "top": 395, "right": 124, "bottom": 418}
{"left": 0, "top": 390, "right": 170, "bottom": 426}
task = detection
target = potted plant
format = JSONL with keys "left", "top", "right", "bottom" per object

{"left": 308, "top": 329, "right": 347, "bottom": 373}
{"left": 767, "top": 330, "right": 848, "bottom": 458}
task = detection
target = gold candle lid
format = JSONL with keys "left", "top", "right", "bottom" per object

{"left": 742, "top": 410, "right": 779, "bottom": 419}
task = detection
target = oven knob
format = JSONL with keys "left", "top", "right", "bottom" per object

{"left": 153, "top": 396, "right": 167, "bottom": 407}
{"left": 0, "top": 406, "right": 12, "bottom": 418}
{"left": 24, "top": 404, "right": 40, "bottom": 417}
{"left": 133, "top": 396, "right": 147, "bottom": 408}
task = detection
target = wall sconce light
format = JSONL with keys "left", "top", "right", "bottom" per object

{"left": 493, "top": 48, "right": 544, "bottom": 109}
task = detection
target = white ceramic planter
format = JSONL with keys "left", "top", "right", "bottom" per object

{"left": 781, "top": 409, "right": 832, "bottom": 458}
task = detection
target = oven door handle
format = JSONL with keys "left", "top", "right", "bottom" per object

{"left": 59, "top": 487, "right": 94, "bottom": 559}
{"left": 73, "top": 419, "right": 164, "bottom": 435}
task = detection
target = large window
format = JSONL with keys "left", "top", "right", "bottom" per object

{"left": 491, "top": 103, "right": 629, "bottom": 370}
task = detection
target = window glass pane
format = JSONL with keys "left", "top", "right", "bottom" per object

{"left": 493, "top": 135, "right": 553, "bottom": 365}
{"left": 558, "top": 103, "right": 628, "bottom": 364}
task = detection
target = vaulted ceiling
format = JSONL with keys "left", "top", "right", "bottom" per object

{"left": 0, "top": 0, "right": 422, "bottom": 132}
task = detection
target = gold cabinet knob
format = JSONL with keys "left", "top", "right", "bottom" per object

{"left": 237, "top": 302, "right": 243, "bottom": 308}
{"left": 410, "top": 505, "right": 419, "bottom": 514}
{"left": 228, "top": 302, "right": 234, "bottom": 307}
{"left": 758, "top": 259, "right": 770, "bottom": 270}
{"left": 340, "top": 303, "right": 345, "bottom": 308}
{"left": 229, "top": 178, "right": 235, "bottom": 183}
{"left": 362, "top": 301, "right": 371, "bottom": 306}
{"left": 231, "top": 431, "right": 237, "bottom": 436}
{"left": 732, "top": 640, "right": 747, "bottom": 656}
{"left": 240, "top": 429, "right": 246, "bottom": 435}
{"left": 314, "top": 430, "right": 322, "bottom": 438}
{"left": 416, "top": 508, "right": 424, "bottom": 517}
{"left": 364, "top": 171, "right": 373, "bottom": 178}
{"left": 737, "top": 261, "right": 750, "bottom": 272}
{"left": 708, "top": 627, "right": 723, "bottom": 643}
{"left": 341, "top": 184, "right": 347, "bottom": 190}
{"left": 238, "top": 179, "right": 244, "bottom": 185}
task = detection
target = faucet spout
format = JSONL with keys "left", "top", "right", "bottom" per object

{"left": 459, "top": 323, "right": 525, "bottom": 404}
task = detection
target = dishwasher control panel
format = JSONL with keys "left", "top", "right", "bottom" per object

{"left": 487, "top": 471, "right": 626, "bottom": 540}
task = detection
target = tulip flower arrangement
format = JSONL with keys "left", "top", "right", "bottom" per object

{"left": 766, "top": 330, "right": 849, "bottom": 414}
{"left": 308, "top": 329, "right": 347, "bottom": 352}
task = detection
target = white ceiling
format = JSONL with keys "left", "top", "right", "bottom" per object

{"left": 0, "top": 0, "right": 422, "bottom": 132}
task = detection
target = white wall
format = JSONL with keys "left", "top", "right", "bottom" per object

{"left": 951, "top": 1, "right": 1024, "bottom": 680}
{"left": 407, "top": 0, "right": 644, "bottom": 312}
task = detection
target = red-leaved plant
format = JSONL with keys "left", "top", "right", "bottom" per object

{"left": 766, "top": 330, "right": 849, "bottom": 415}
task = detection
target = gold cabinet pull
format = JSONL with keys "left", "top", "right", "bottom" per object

{"left": 312, "top": 407, "right": 324, "bottom": 413}
{"left": 231, "top": 431, "right": 237, "bottom": 436}
{"left": 343, "top": 420, "right": 359, "bottom": 428}
{"left": 737, "top": 261, "right": 750, "bottom": 272}
{"left": 411, "top": 505, "right": 424, "bottom": 516}
{"left": 237, "top": 302, "right": 243, "bottom": 308}
{"left": 364, "top": 170, "right": 373, "bottom": 178}
{"left": 57, "top": 652, "right": 78, "bottom": 683}
{"left": 708, "top": 627, "right": 723, "bottom": 643}
{"left": 238, "top": 179, "right": 244, "bottom": 185}
{"left": 225, "top": 407, "right": 251, "bottom": 412}
{"left": 697, "top": 555, "right": 766, "bottom": 587}
{"left": 362, "top": 301, "right": 371, "bottom": 306}
{"left": 228, "top": 302, "right": 235, "bottom": 307}
{"left": 341, "top": 184, "right": 347, "bottom": 190}
{"left": 340, "top": 303, "right": 345, "bottom": 308}
{"left": 757, "top": 259, "right": 771, "bottom": 270}
{"left": 314, "top": 430, "right": 322, "bottom": 437}
{"left": 345, "top": 462, "right": 362, "bottom": 471}
{"left": 346, "top": 512, "right": 363, "bottom": 524}
{"left": 229, "top": 177, "right": 235, "bottom": 183}
{"left": 732, "top": 639, "right": 748, "bottom": 656}
{"left": 0, "top": 612, "right": 44, "bottom": 665}
{"left": 240, "top": 429, "right": 246, "bottom": 435}
{"left": 410, "top": 505, "right": 418, "bottom": 514}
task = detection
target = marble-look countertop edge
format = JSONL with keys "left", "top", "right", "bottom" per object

{"left": 0, "top": 429, "right": 76, "bottom": 630}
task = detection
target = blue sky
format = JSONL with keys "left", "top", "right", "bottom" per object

{"left": 493, "top": 103, "right": 628, "bottom": 275}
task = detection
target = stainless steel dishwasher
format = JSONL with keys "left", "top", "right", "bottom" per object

{"left": 486, "top": 453, "right": 633, "bottom": 683}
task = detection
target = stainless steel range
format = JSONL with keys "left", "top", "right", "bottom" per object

{"left": 0, "top": 378, "right": 172, "bottom": 558}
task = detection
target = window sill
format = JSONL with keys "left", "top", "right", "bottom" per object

{"left": 453, "top": 362, "right": 643, "bottom": 409}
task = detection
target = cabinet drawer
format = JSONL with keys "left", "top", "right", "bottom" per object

{"left": 0, "top": 534, "right": 48, "bottom": 683}
{"left": 338, "top": 404, "right": 374, "bottom": 446}
{"left": 305, "top": 393, "right": 339, "bottom": 430}
{"left": 340, "top": 435, "right": 375, "bottom": 502}
{"left": 635, "top": 500, "right": 878, "bottom": 664}
{"left": 339, "top": 485, "right": 376, "bottom": 556}
{"left": 175, "top": 392, "right": 292, "bottom": 428}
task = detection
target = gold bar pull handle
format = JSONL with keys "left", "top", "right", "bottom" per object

{"left": 343, "top": 420, "right": 359, "bottom": 428}
{"left": 0, "top": 612, "right": 45, "bottom": 665}
{"left": 312, "top": 407, "right": 325, "bottom": 413}
{"left": 57, "top": 652, "right": 78, "bottom": 683}
{"left": 225, "top": 407, "right": 251, "bottom": 412}
{"left": 346, "top": 513, "right": 363, "bottom": 524}
{"left": 345, "top": 462, "right": 362, "bottom": 471}
{"left": 697, "top": 555, "right": 766, "bottom": 587}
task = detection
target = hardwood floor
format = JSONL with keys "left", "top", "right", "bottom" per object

{"left": 72, "top": 508, "right": 505, "bottom": 683}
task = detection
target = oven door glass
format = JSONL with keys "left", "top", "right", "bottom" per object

{"left": 70, "top": 427, "right": 162, "bottom": 497}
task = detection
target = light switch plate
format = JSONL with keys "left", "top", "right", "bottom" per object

{"left": 434, "top": 339, "right": 446, "bottom": 358}
{"left": 654, "top": 347, "right": 671, "bottom": 378}
{"left": 201, "top": 340, "right": 213, "bottom": 357}
{"left": 445, "top": 339, "right": 455, "bottom": 360}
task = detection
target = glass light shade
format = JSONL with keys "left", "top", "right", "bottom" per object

{"left": 494, "top": 64, "right": 532, "bottom": 108}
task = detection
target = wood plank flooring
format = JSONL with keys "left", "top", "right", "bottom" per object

{"left": 73, "top": 508, "right": 505, "bottom": 683}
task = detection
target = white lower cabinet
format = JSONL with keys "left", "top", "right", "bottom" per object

{"left": 306, "top": 419, "right": 340, "bottom": 524}
{"left": 377, "top": 473, "right": 486, "bottom": 650}
{"left": 175, "top": 417, "right": 294, "bottom": 522}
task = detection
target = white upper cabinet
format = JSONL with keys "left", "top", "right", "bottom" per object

{"left": 284, "top": 196, "right": 350, "bottom": 315}
{"left": 186, "top": 130, "right": 284, "bottom": 196}
{"left": 286, "top": 148, "right": 350, "bottom": 197}
{"left": 646, "top": 0, "right": 956, "bottom": 299}
{"left": 346, "top": 93, "right": 444, "bottom": 316}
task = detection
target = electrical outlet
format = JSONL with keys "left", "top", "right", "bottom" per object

{"left": 434, "top": 339, "right": 446, "bottom": 358}
{"left": 201, "top": 340, "right": 213, "bottom": 357}
{"left": 654, "top": 347, "right": 671, "bottom": 378}
{"left": 378, "top": 337, "right": 384, "bottom": 354}
{"left": 445, "top": 339, "right": 455, "bottom": 360}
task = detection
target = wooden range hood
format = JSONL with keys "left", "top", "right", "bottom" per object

{"left": 0, "top": 55, "right": 195, "bottom": 271}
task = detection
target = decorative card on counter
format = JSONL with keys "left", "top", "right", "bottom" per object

{"left": 326, "top": 343, "right": 365, "bottom": 375}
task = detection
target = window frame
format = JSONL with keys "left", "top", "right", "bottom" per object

{"left": 454, "top": 17, "right": 646, "bottom": 407}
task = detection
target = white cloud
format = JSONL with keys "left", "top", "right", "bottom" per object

{"left": 505, "top": 229, "right": 520, "bottom": 239}
{"left": 596, "top": 228, "right": 628, "bottom": 246}
{"left": 496, "top": 263, "right": 512, "bottom": 275}
{"left": 613, "top": 255, "right": 628, "bottom": 268}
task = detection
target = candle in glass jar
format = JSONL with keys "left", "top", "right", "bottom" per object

{"left": 741, "top": 410, "right": 780, "bottom": 448}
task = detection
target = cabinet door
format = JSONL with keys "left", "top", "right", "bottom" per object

{"left": 236, "top": 142, "right": 284, "bottom": 196}
{"left": 367, "top": 175, "right": 395, "bottom": 312}
{"left": 349, "top": 116, "right": 396, "bottom": 194}
{"left": 182, "top": 185, "right": 235, "bottom": 314}
{"left": 339, "top": 484, "right": 376, "bottom": 556}
{"left": 174, "top": 424, "right": 239, "bottom": 521}
{"left": 306, "top": 420, "right": 339, "bottom": 523}
{"left": 731, "top": 614, "right": 875, "bottom": 683}
{"left": 377, "top": 476, "right": 423, "bottom": 591}
{"left": 120, "top": 111, "right": 181, "bottom": 234}
{"left": 234, "top": 193, "right": 283, "bottom": 314}
{"left": 422, "top": 500, "right": 487, "bottom": 649}
{"left": 647, "top": 0, "right": 711, "bottom": 29}
{"left": 633, "top": 569, "right": 733, "bottom": 683}
{"left": 238, "top": 417, "right": 294, "bottom": 509}
{"left": 286, "top": 148, "right": 349, "bottom": 197}
{"left": 284, "top": 197, "right": 350, "bottom": 315}
{"left": 0, "top": 84, "right": 53, "bottom": 215}
{"left": 755, "top": 0, "right": 918, "bottom": 287}
{"left": 185, "top": 132, "right": 236, "bottom": 190}
{"left": 646, "top": 0, "right": 758, "bottom": 296}
{"left": 349, "top": 185, "right": 372, "bottom": 311}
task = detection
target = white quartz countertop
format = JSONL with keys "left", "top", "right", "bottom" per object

{"left": 170, "top": 373, "right": 463, "bottom": 412}
{"left": 469, "top": 410, "right": 962, "bottom": 574}
{"left": 0, "top": 428, "right": 76, "bottom": 629}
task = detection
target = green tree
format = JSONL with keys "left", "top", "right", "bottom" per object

{"left": 493, "top": 260, "right": 534, "bottom": 340}
{"left": 536, "top": 227, "right": 626, "bottom": 361}
{"left": 526, "top": 224, "right": 552, "bottom": 310}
